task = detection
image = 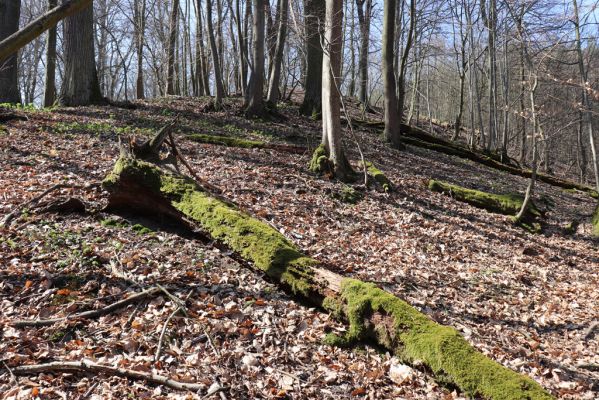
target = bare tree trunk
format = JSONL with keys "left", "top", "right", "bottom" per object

{"left": 382, "top": 0, "right": 401, "bottom": 148}
{"left": 59, "top": 0, "right": 103, "bottom": 106}
{"left": 397, "top": 0, "right": 415, "bottom": 121}
{"left": 43, "top": 0, "right": 57, "bottom": 107}
{"left": 0, "top": 0, "right": 21, "bottom": 103}
{"left": 355, "top": 0, "right": 371, "bottom": 108}
{"left": 134, "top": 0, "right": 146, "bottom": 99}
{"left": 572, "top": 0, "right": 599, "bottom": 194}
{"left": 245, "top": 0, "right": 265, "bottom": 117}
{"left": 166, "top": 0, "right": 179, "bottom": 95}
{"left": 266, "top": 0, "right": 288, "bottom": 106}
{"left": 235, "top": 0, "right": 247, "bottom": 96}
{"left": 299, "top": 0, "right": 324, "bottom": 116}
{"left": 206, "top": 0, "right": 225, "bottom": 105}
{"left": 321, "top": 0, "right": 353, "bottom": 181}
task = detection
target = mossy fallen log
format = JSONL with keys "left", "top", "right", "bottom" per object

{"left": 360, "top": 161, "right": 392, "bottom": 192}
{"left": 428, "top": 179, "right": 541, "bottom": 217}
{"left": 103, "top": 156, "right": 552, "bottom": 399}
{"left": 186, "top": 133, "right": 306, "bottom": 154}
{"left": 349, "top": 118, "right": 597, "bottom": 198}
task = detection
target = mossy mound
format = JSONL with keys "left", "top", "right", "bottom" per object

{"left": 309, "top": 144, "right": 331, "bottom": 174}
{"left": 428, "top": 179, "right": 542, "bottom": 218}
{"left": 592, "top": 204, "right": 599, "bottom": 237}
{"left": 361, "top": 161, "right": 392, "bottom": 192}
{"left": 186, "top": 133, "right": 265, "bottom": 148}
{"left": 103, "top": 158, "right": 553, "bottom": 399}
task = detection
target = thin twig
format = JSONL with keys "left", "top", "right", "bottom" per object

{"left": 154, "top": 306, "right": 183, "bottom": 362}
{"left": 12, "top": 359, "right": 204, "bottom": 392}
{"left": 11, "top": 287, "right": 161, "bottom": 328}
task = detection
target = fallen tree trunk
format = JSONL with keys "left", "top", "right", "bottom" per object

{"left": 186, "top": 133, "right": 306, "bottom": 154}
{"left": 101, "top": 155, "right": 553, "bottom": 399}
{"left": 349, "top": 118, "right": 597, "bottom": 198}
{"left": 0, "top": 0, "right": 93, "bottom": 63}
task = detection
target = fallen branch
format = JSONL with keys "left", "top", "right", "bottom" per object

{"left": 11, "top": 359, "right": 205, "bottom": 392}
{"left": 102, "top": 152, "right": 554, "bottom": 399}
{"left": 11, "top": 287, "right": 161, "bottom": 328}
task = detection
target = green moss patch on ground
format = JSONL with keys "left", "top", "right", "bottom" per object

{"left": 186, "top": 133, "right": 266, "bottom": 149}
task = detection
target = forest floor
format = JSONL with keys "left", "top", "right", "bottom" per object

{"left": 0, "top": 97, "right": 597, "bottom": 399}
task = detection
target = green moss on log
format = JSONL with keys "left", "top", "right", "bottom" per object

{"left": 104, "top": 158, "right": 553, "bottom": 399}
{"left": 428, "top": 179, "right": 541, "bottom": 218}
{"left": 187, "top": 133, "right": 265, "bottom": 148}
{"left": 361, "top": 161, "right": 392, "bottom": 192}
{"left": 104, "top": 157, "right": 319, "bottom": 297}
{"left": 333, "top": 279, "right": 552, "bottom": 400}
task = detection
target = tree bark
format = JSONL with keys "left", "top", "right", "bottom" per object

{"left": 299, "top": 0, "right": 324, "bottom": 117}
{"left": 0, "top": 0, "right": 21, "bottom": 103}
{"left": 59, "top": 0, "right": 103, "bottom": 106}
{"left": 245, "top": 0, "right": 266, "bottom": 117}
{"left": 266, "top": 0, "right": 289, "bottom": 106}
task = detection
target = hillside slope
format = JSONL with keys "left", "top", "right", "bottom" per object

{"left": 0, "top": 98, "right": 597, "bottom": 399}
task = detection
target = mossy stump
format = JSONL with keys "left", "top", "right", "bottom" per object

{"left": 360, "top": 161, "right": 392, "bottom": 192}
{"left": 103, "top": 157, "right": 553, "bottom": 400}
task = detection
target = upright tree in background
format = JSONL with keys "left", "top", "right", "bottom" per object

{"left": 355, "top": 0, "right": 371, "bottom": 108}
{"left": 206, "top": 0, "right": 225, "bottom": 106}
{"left": 0, "top": 0, "right": 21, "bottom": 104}
{"left": 320, "top": 0, "right": 353, "bottom": 181}
{"left": 396, "top": 0, "right": 415, "bottom": 122}
{"left": 245, "top": 0, "right": 265, "bottom": 117}
{"left": 43, "top": 0, "right": 57, "bottom": 107}
{"left": 134, "top": 0, "right": 146, "bottom": 99}
{"left": 299, "top": 0, "right": 324, "bottom": 116}
{"left": 572, "top": 0, "right": 599, "bottom": 195}
{"left": 165, "top": 0, "right": 179, "bottom": 95}
{"left": 60, "top": 0, "right": 102, "bottom": 106}
{"left": 266, "top": 0, "right": 289, "bottom": 107}
{"left": 382, "top": 0, "right": 401, "bottom": 148}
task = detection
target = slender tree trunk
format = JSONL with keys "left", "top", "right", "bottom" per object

{"left": 43, "top": 0, "right": 57, "bottom": 107}
{"left": 206, "top": 0, "right": 225, "bottom": 105}
{"left": 134, "top": 0, "right": 146, "bottom": 99}
{"left": 0, "top": 0, "right": 21, "bottom": 103}
{"left": 321, "top": 0, "right": 353, "bottom": 181}
{"left": 235, "top": 0, "right": 247, "bottom": 96}
{"left": 500, "top": 35, "right": 510, "bottom": 161}
{"left": 382, "top": 0, "right": 401, "bottom": 148}
{"left": 572, "top": 0, "right": 599, "bottom": 194}
{"left": 355, "top": 0, "right": 371, "bottom": 108}
{"left": 59, "top": 0, "right": 102, "bottom": 106}
{"left": 397, "top": 0, "right": 415, "bottom": 121}
{"left": 245, "top": 0, "right": 265, "bottom": 116}
{"left": 299, "top": 0, "right": 324, "bottom": 116}
{"left": 166, "top": 0, "right": 179, "bottom": 95}
{"left": 266, "top": 0, "right": 288, "bottom": 106}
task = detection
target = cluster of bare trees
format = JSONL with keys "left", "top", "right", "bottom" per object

{"left": 1, "top": 0, "right": 599, "bottom": 188}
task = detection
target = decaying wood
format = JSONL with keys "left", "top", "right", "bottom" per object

{"left": 11, "top": 359, "right": 206, "bottom": 392}
{"left": 11, "top": 287, "right": 161, "bottom": 328}
{"left": 99, "top": 129, "right": 554, "bottom": 399}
